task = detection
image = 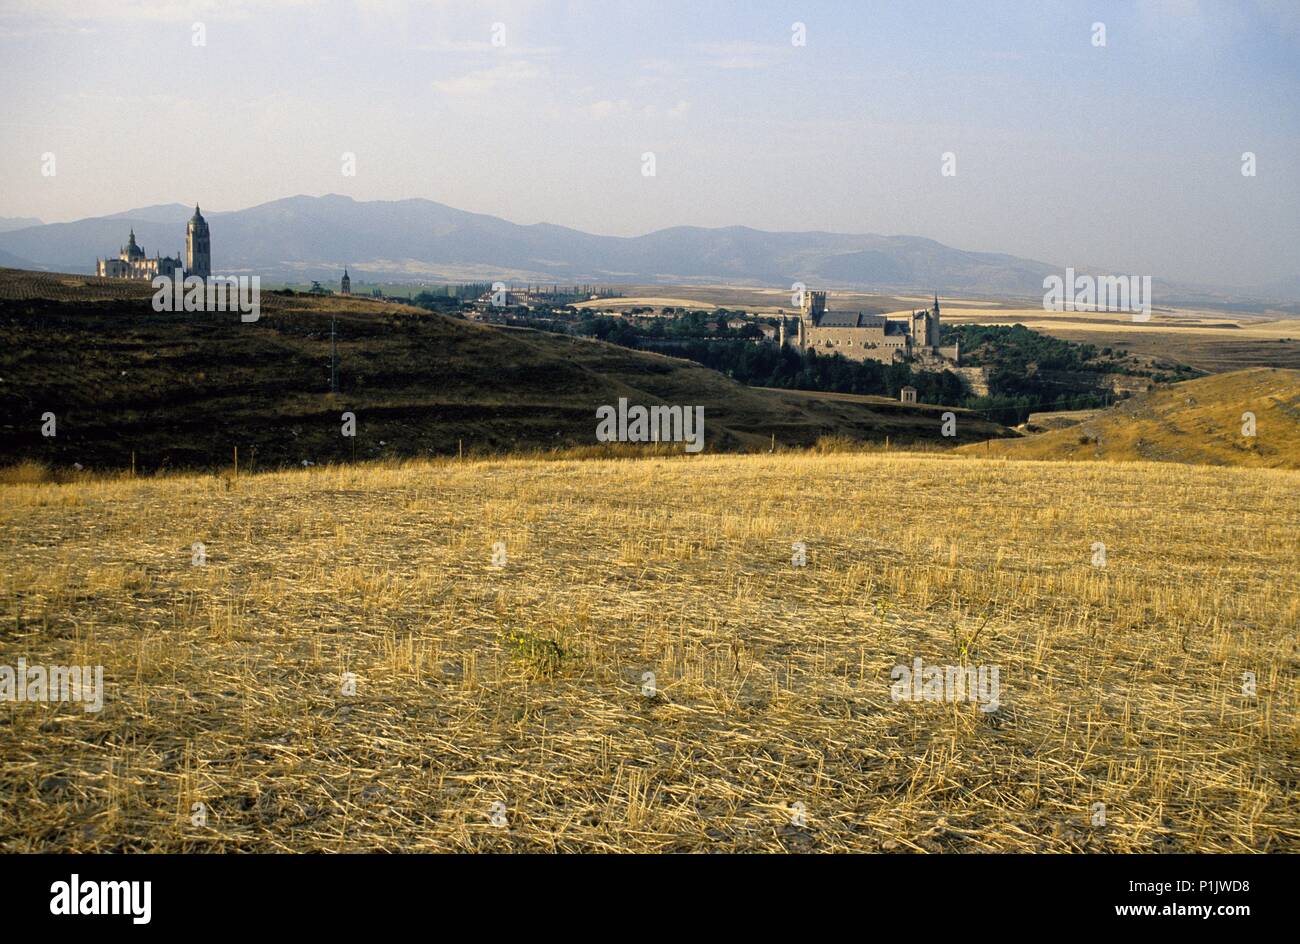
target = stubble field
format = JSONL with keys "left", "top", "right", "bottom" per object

{"left": 1, "top": 452, "right": 1296, "bottom": 852}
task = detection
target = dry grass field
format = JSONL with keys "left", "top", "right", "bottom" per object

{"left": 1, "top": 451, "right": 1296, "bottom": 852}
{"left": 967, "top": 368, "right": 1300, "bottom": 468}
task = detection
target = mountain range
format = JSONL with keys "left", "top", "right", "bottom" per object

{"left": 0, "top": 194, "right": 1291, "bottom": 303}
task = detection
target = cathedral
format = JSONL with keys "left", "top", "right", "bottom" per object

{"left": 96, "top": 205, "right": 210, "bottom": 280}
{"left": 96, "top": 229, "right": 182, "bottom": 280}
{"left": 780, "top": 290, "right": 960, "bottom": 366}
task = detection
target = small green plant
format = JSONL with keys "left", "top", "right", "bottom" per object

{"left": 949, "top": 612, "right": 994, "bottom": 663}
{"left": 502, "top": 629, "right": 568, "bottom": 677}
{"left": 874, "top": 596, "right": 893, "bottom": 625}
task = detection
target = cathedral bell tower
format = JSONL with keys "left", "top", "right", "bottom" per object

{"left": 186, "top": 205, "right": 211, "bottom": 280}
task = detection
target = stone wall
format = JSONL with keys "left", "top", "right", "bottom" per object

{"left": 951, "top": 366, "right": 991, "bottom": 396}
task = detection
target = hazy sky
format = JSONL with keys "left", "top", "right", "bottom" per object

{"left": 1, "top": 0, "right": 1297, "bottom": 288}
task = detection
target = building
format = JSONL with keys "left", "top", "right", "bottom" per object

{"left": 779, "top": 290, "right": 960, "bottom": 366}
{"left": 95, "top": 204, "right": 210, "bottom": 281}
{"left": 340, "top": 269, "right": 351, "bottom": 295}
{"left": 900, "top": 386, "right": 918, "bottom": 404}
{"left": 185, "top": 205, "right": 210, "bottom": 279}
{"left": 96, "top": 229, "right": 183, "bottom": 280}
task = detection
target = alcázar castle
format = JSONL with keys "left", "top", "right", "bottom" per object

{"left": 780, "top": 291, "right": 960, "bottom": 367}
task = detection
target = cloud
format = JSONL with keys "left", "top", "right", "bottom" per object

{"left": 0, "top": 0, "right": 308, "bottom": 23}
{"left": 587, "top": 99, "right": 629, "bottom": 120}
{"left": 411, "top": 38, "right": 561, "bottom": 56}
{"left": 432, "top": 59, "right": 540, "bottom": 95}
{"left": 638, "top": 57, "right": 680, "bottom": 76}
{"left": 690, "top": 40, "right": 786, "bottom": 70}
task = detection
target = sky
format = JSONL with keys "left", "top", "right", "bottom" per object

{"left": 0, "top": 0, "right": 1297, "bottom": 289}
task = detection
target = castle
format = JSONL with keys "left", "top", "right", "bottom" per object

{"left": 779, "top": 291, "right": 960, "bottom": 366}
{"left": 96, "top": 205, "right": 210, "bottom": 280}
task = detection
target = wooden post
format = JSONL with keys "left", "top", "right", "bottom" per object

{"left": 234, "top": 446, "right": 238, "bottom": 479}
{"left": 770, "top": 433, "right": 775, "bottom": 453}
{"left": 885, "top": 435, "right": 890, "bottom": 451}
{"left": 459, "top": 439, "right": 463, "bottom": 460}
{"left": 131, "top": 451, "right": 136, "bottom": 477}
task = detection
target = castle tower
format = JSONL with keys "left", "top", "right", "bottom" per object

{"left": 186, "top": 205, "right": 211, "bottom": 280}
{"left": 798, "top": 290, "right": 825, "bottom": 351}
{"left": 341, "top": 269, "right": 351, "bottom": 295}
{"left": 778, "top": 315, "right": 785, "bottom": 348}
{"left": 800, "top": 290, "right": 826, "bottom": 323}
{"left": 930, "top": 293, "right": 940, "bottom": 349}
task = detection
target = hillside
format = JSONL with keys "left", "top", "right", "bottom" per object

{"left": 960, "top": 368, "right": 1300, "bottom": 468}
{"left": 0, "top": 268, "right": 1010, "bottom": 471}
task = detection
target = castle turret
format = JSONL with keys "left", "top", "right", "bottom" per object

{"left": 340, "top": 268, "right": 351, "bottom": 295}
{"left": 186, "top": 205, "right": 211, "bottom": 280}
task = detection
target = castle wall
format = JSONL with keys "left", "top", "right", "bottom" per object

{"left": 801, "top": 323, "right": 906, "bottom": 364}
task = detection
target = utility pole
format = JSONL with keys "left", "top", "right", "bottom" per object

{"left": 330, "top": 315, "right": 338, "bottom": 393}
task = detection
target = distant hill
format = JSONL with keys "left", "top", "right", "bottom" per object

{"left": 0, "top": 194, "right": 1066, "bottom": 296}
{"left": 961, "top": 368, "right": 1300, "bottom": 468}
{"left": 0, "top": 267, "right": 1011, "bottom": 470}
{"left": 0, "top": 216, "right": 42, "bottom": 234}
{"left": 0, "top": 248, "right": 36, "bottom": 269}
